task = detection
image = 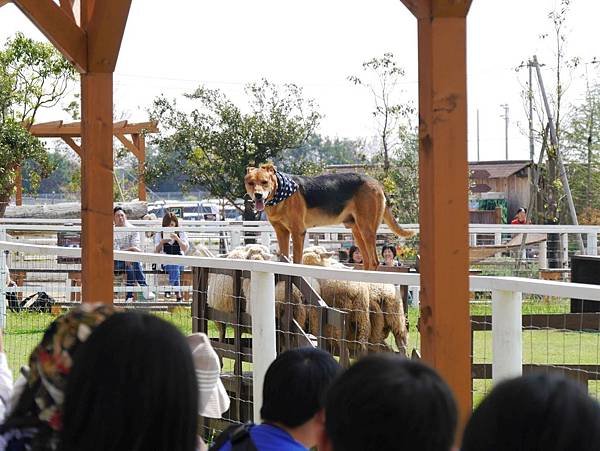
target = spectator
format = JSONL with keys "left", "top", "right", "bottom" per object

{"left": 0, "top": 304, "right": 115, "bottom": 451}
{"left": 188, "top": 333, "right": 231, "bottom": 451}
{"left": 113, "top": 206, "right": 155, "bottom": 302}
{"left": 511, "top": 207, "right": 528, "bottom": 224}
{"left": 462, "top": 372, "right": 600, "bottom": 451}
{"left": 323, "top": 355, "right": 457, "bottom": 451}
{"left": 347, "top": 245, "right": 363, "bottom": 265}
{"left": 60, "top": 312, "right": 198, "bottom": 451}
{"left": 211, "top": 347, "right": 340, "bottom": 451}
{"left": 155, "top": 211, "right": 189, "bottom": 301}
{"left": 380, "top": 243, "right": 399, "bottom": 267}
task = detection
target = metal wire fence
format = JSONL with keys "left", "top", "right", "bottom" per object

{"left": 2, "top": 222, "right": 600, "bottom": 443}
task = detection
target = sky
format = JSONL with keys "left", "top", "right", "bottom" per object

{"left": 1, "top": 0, "right": 599, "bottom": 162}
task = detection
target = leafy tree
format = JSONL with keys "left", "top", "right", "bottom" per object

{"left": 563, "top": 82, "right": 600, "bottom": 219}
{"left": 0, "top": 119, "right": 47, "bottom": 215}
{"left": 0, "top": 33, "right": 76, "bottom": 215}
{"left": 22, "top": 148, "right": 78, "bottom": 194}
{"left": 520, "top": 0, "right": 582, "bottom": 225}
{"left": 365, "top": 124, "right": 419, "bottom": 224}
{"left": 348, "top": 53, "right": 415, "bottom": 175}
{"left": 147, "top": 79, "right": 320, "bottom": 208}
{"left": 275, "top": 134, "right": 367, "bottom": 175}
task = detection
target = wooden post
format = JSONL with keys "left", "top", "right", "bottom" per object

{"left": 15, "top": 167, "right": 22, "bottom": 206}
{"left": 401, "top": 0, "right": 473, "bottom": 435}
{"left": 80, "top": 73, "right": 114, "bottom": 303}
{"left": 133, "top": 133, "right": 147, "bottom": 201}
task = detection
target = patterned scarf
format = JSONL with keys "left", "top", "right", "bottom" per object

{"left": 0, "top": 304, "right": 115, "bottom": 450}
{"left": 265, "top": 171, "right": 299, "bottom": 207}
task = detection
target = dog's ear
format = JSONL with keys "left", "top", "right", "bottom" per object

{"left": 320, "top": 251, "right": 335, "bottom": 259}
{"left": 246, "top": 166, "right": 256, "bottom": 174}
{"left": 260, "top": 163, "right": 277, "bottom": 173}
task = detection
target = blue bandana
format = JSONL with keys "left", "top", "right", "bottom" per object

{"left": 265, "top": 171, "right": 299, "bottom": 207}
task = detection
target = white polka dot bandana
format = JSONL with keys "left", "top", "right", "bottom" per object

{"left": 265, "top": 171, "right": 299, "bottom": 207}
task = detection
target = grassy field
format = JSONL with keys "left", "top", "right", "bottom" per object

{"left": 5, "top": 299, "right": 599, "bottom": 406}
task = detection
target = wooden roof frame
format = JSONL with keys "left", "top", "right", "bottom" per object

{"left": 14, "top": 120, "right": 158, "bottom": 203}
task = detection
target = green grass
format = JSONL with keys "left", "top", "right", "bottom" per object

{"left": 5, "top": 300, "right": 600, "bottom": 405}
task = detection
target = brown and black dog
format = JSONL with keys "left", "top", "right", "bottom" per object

{"left": 244, "top": 163, "right": 413, "bottom": 270}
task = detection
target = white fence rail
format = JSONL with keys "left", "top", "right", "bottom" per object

{"left": 3, "top": 240, "right": 600, "bottom": 396}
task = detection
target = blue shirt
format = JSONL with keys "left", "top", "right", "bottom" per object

{"left": 216, "top": 423, "right": 307, "bottom": 451}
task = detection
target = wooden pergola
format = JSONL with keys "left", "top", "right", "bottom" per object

{"left": 3, "top": 0, "right": 132, "bottom": 308}
{"left": 3, "top": 0, "right": 474, "bottom": 436}
{"left": 15, "top": 119, "right": 159, "bottom": 204}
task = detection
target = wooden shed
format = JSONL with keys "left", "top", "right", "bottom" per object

{"left": 469, "top": 160, "right": 533, "bottom": 219}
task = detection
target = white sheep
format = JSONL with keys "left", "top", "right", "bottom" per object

{"left": 302, "top": 246, "right": 371, "bottom": 357}
{"left": 302, "top": 246, "right": 408, "bottom": 356}
{"left": 206, "top": 244, "right": 305, "bottom": 341}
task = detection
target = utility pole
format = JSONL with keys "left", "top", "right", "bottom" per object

{"left": 477, "top": 109, "right": 480, "bottom": 161}
{"left": 500, "top": 104, "right": 509, "bottom": 159}
{"left": 533, "top": 55, "right": 584, "bottom": 252}
{"left": 528, "top": 60, "right": 535, "bottom": 161}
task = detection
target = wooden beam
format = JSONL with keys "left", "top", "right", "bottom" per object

{"left": 133, "top": 134, "right": 147, "bottom": 201}
{"left": 400, "top": 0, "right": 472, "bottom": 18}
{"left": 118, "top": 121, "right": 159, "bottom": 134}
{"left": 85, "top": 0, "right": 132, "bottom": 72}
{"left": 62, "top": 136, "right": 82, "bottom": 157}
{"left": 12, "top": 0, "right": 87, "bottom": 72}
{"left": 59, "top": 0, "right": 75, "bottom": 21}
{"left": 15, "top": 166, "right": 22, "bottom": 206}
{"left": 28, "top": 120, "right": 158, "bottom": 137}
{"left": 412, "top": 3, "right": 471, "bottom": 440}
{"left": 115, "top": 133, "right": 141, "bottom": 160}
{"left": 80, "top": 72, "right": 113, "bottom": 304}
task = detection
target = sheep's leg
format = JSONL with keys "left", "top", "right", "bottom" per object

{"left": 291, "top": 230, "right": 306, "bottom": 264}
{"left": 273, "top": 224, "right": 291, "bottom": 260}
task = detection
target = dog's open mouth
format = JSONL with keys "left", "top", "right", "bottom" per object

{"left": 255, "top": 198, "right": 265, "bottom": 211}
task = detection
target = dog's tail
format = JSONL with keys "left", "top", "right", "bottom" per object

{"left": 382, "top": 207, "right": 414, "bottom": 238}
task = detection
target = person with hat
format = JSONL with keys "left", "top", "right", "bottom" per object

{"left": 0, "top": 304, "right": 115, "bottom": 451}
{"left": 211, "top": 347, "right": 340, "bottom": 451}
{"left": 187, "top": 333, "right": 231, "bottom": 451}
{"left": 511, "top": 207, "right": 528, "bottom": 225}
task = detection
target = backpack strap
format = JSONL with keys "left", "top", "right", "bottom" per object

{"left": 209, "top": 423, "right": 257, "bottom": 451}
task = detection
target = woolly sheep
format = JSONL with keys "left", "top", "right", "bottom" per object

{"left": 206, "top": 244, "right": 305, "bottom": 341}
{"left": 301, "top": 246, "right": 371, "bottom": 357}
{"left": 302, "top": 246, "right": 408, "bottom": 356}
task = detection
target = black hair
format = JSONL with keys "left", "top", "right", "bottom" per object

{"left": 113, "top": 206, "right": 124, "bottom": 214}
{"left": 517, "top": 207, "right": 527, "bottom": 214}
{"left": 381, "top": 243, "right": 397, "bottom": 258}
{"left": 260, "top": 347, "right": 341, "bottom": 428}
{"left": 348, "top": 245, "right": 362, "bottom": 263}
{"left": 325, "top": 354, "right": 457, "bottom": 451}
{"left": 462, "top": 372, "right": 600, "bottom": 451}
{"left": 59, "top": 312, "right": 198, "bottom": 451}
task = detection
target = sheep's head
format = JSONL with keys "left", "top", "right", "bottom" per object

{"left": 246, "top": 247, "right": 276, "bottom": 261}
{"left": 189, "top": 244, "right": 214, "bottom": 258}
{"left": 302, "top": 246, "right": 335, "bottom": 267}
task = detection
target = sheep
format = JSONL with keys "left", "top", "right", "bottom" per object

{"left": 302, "top": 246, "right": 408, "bottom": 356}
{"left": 302, "top": 246, "right": 371, "bottom": 357}
{"left": 367, "top": 283, "right": 408, "bottom": 356}
{"left": 205, "top": 244, "right": 305, "bottom": 342}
